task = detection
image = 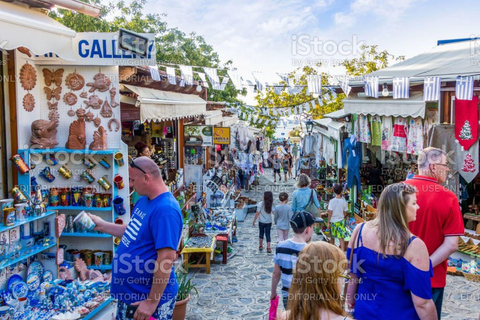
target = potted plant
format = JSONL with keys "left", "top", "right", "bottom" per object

{"left": 172, "top": 265, "right": 198, "bottom": 320}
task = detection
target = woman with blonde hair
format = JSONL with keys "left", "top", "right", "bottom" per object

{"left": 292, "top": 173, "right": 321, "bottom": 216}
{"left": 279, "top": 241, "right": 350, "bottom": 320}
{"left": 346, "top": 182, "right": 437, "bottom": 320}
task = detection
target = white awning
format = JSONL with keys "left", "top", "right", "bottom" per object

{"left": 323, "top": 109, "right": 349, "bottom": 119}
{"left": 343, "top": 92, "right": 425, "bottom": 118}
{"left": 221, "top": 115, "right": 239, "bottom": 127}
{"left": 122, "top": 84, "right": 206, "bottom": 122}
{"left": 0, "top": 2, "right": 76, "bottom": 60}
{"left": 204, "top": 110, "right": 223, "bottom": 126}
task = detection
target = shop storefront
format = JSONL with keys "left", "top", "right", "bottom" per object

{"left": 0, "top": 11, "right": 156, "bottom": 316}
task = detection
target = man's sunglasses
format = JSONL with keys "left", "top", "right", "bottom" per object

{"left": 130, "top": 159, "right": 147, "bottom": 175}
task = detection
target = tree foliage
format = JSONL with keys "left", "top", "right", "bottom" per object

{"left": 253, "top": 45, "right": 404, "bottom": 135}
{"left": 49, "top": 0, "right": 243, "bottom": 104}
{"left": 341, "top": 44, "right": 405, "bottom": 76}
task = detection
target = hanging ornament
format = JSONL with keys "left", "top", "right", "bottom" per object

{"left": 20, "top": 62, "right": 37, "bottom": 91}
{"left": 48, "top": 101, "right": 58, "bottom": 110}
{"left": 85, "top": 111, "right": 94, "bottom": 122}
{"left": 23, "top": 93, "right": 35, "bottom": 112}
{"left": 100, "top": 100, "right": 113, "bottom": 118}
{"left": 80, "top": 91, "right": 88, "bottom": 99}
{"left": 110, "top": 87, "right": 119, "bottom": 108}
{"left": 63, "top": 92, "right": 78, "bottom": 106}
{"left": 84, "top": 95, "right": 103, "bottom": 109}
{"left": 67, "top": 106, "right": 75, "bottom": 117}
{"left": 93, "top": 114, "right": 101, "bottom": 128}
{"left": 65, "top": 72, "right": 85, "bottom": 91}
{"left": 108, "top": 117, "right": 121, "bottom": 132}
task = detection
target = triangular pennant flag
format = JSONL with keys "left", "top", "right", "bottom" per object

{"left": 197, "top": 72, "right": 207, "bottom": 87}
{"left": 456, "top": 140, "right": 479, "bottom": 183}
{"left": 338, "top": 76, "right": 352, "bottom": 97}
{"left": 179, "top": 65, "right": 194, "bottom": 85}
{"left": 393, "top": 77, "right": 410, "bottom": 99}
{"left": 456, "top": 76, "right": 474, "bottom": 100}
{"left": 227, "top": 69, "right": 242, "bottom": 90}
{"left": 219, "top": 76, "right": 230, "bottom": 91}
{"left": 166, "top": 67, "right": 176, "bottom": 85}
{"left": 318, "top": 97, "right": 322, "bottom": 106}
{"left": 204, "top": 67, "right": 221, "bottom": 90}
{"left": 310, "top": 100, "right": 315, "bottom": 111}
{"left": 149, "top": 66, "right": 161, "bottom": 81}
{"left": 364, "top": 76, "right": 379, "bottom": 98}
{"left": 307, "top": 75, "right": 322, "bottom": 95}
{"left": 330, "top": 88, "right": 337, "bottom": 99}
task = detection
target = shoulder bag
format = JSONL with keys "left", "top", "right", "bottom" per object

{"left": 303, "top": 189, "right": 319, "bottom": 217}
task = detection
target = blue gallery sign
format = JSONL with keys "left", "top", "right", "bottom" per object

{"left": 37, "top": 32, "right": 156, "bottom": 66}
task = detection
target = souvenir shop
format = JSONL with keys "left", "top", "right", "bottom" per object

{"left": 340, "top": 92, "right": 439, "bottom": 221}
{"left": 302, "top": 111, "right": 347, "bottom": 202}
{"left": 0, "top": 28, "right": 156, "bottom": 319}
{"left": 230, "top": 123, "right": 265, "bottom": 192}
{"left": 339, "top": 38, "right": 480, "bottom": 279}
{"left": 119, "top": 67, "right": 209, "bottom": 197}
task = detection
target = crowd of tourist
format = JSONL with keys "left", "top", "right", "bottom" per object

{"left": 263, "top": 147, "right": 464, "bottom": 320}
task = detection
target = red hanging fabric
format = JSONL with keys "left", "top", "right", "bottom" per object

{"left": 455, "top": 96, "right": 478, "bottom": 150}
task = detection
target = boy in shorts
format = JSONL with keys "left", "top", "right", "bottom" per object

{"left": 327, "top": 184, "right": 348, "bottom": 251}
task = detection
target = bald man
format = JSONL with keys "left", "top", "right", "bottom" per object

{"left": 90, "top": 156, "right": 183, "bottom": 320}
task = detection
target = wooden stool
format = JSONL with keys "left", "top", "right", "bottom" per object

{"left": 216, "top": 235, "right": 228, "bottom": 264}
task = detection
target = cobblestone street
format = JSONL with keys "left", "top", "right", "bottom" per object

{"left": 186, "top": 169, "right": 480, "bottom": 320}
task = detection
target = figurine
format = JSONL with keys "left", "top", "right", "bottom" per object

{"left": 89, "top": 126, "right": 107, "bottom": 150}
{"left": 74, "top": 258, "right": 104, "bottom": 282}
{"left": 30, "top": 117, "right": 59, "bottom": 149}
{"left": 65, "top": 119, "right": 86, "bottom": 150}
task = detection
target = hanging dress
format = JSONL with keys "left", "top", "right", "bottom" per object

{"left": 370, "top": 116, "right": 382, "bottom": 146}
{"left": 358, "top": 115, "right": 371, "bottom": 143}
{"left": 407, "top": 117, "right": 424, "bottom": 155}
{"left": 391, "top": 117, "right": 408, "bottom": 153}
{"left": 381, "top": 116, "right": 393, "bottom": 151}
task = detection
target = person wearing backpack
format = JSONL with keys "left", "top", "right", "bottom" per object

{"left": 292, "top": 174, "right": 321, "bottom": 217}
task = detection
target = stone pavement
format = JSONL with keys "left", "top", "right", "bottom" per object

{"left": 185, "top": 169, "right": 480, "bottom": 320}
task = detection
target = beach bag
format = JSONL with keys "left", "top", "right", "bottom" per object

{"left": 304, "top": 190, "right": 319, "bottom": 217}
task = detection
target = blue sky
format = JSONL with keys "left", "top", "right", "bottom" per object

{"left": 145, "top": 0, "right": 480, "bottom": 79}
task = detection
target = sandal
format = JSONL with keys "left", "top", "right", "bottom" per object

{"left": 259, "top": 246, "right": 264, "bottom": 250}
{"left": 267, "top": 248, "right": 272, "bottom": 253}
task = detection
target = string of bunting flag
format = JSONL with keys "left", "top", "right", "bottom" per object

{"left": 339, "top": 75, "right": 479, "bottom": 101}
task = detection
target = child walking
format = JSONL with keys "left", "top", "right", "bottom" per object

{"left": 253, "top": 191, "right": 274, "bottom": 253}
{"left": 274, "top": 192, "right": 293, "bottom": 242}
{"left": 327, "top": 184, "right": 349, "bottom": 251}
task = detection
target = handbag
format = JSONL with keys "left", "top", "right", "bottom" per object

{"left": 303, "top": 190, "right": 319, "bottom": 217}
{"left": 342, "top": 224, "right": 361, "bottom": 310}
{"left": 269, "top": 295, "right": 279, "bottom": 320}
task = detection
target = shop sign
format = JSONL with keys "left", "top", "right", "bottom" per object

{"left": 213, "top": 127, "right": 230, "bottom": 145}
{"left": 184, "top": 125, "right": 213, "bottom": 146}
{"left": 35, "top": 32, "right": 156, "bottom": 66}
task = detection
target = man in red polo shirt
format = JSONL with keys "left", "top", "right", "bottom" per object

{"left": 406, "top": 147, "right": 464, "bottom": 320}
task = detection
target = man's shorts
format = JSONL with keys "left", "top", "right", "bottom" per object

{"left": 274, "top": 168, "right": 281, "bottom": 174}
{"left": 330, "top": 220, "right": 349, "bottom": 239}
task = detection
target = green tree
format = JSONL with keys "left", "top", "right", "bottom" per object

{"left": 252, "top": 45, "right": 405, "bottom": 135}
{"left": 49, "top": 0, "right": 243, "bottom": 104}
{"left": 341, "top": 44, "right": 405, "bottom": 76}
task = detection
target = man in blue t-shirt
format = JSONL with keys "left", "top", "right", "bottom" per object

{"left": 270, "top": 210, "right": 315, "bottom": 309}
{"left": 90, "top": 156, "right": 183, "bottom": 320}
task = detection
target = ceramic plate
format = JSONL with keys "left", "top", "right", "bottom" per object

{"left": 7, "top": 275, "right": 22, "bottom": 292}
{"left": 43, "top": 270, "right": 53, "bottom": 283}
{"left": 26, "top": 273, "right": 40, "bottom": 291}
{"left": 27, "top": 261, "right": 44, "bottom": 277}
{"left": 11, "top": 281, "right": 28, "bottom": 299}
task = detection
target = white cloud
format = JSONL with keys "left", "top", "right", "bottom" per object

{"left": 334, "top": 12, "right": 355, "bottom": 27}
